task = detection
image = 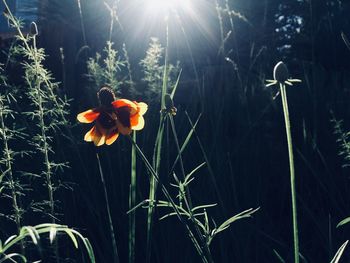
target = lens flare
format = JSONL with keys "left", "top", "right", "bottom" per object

{"left": 146, "top": 0, "right": 191, "bottom": 15}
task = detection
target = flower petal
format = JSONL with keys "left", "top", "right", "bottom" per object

{"left": 112, "top": 99, "right": 137, "bottom": 114}
{"left": 106, "top": 130, "right": 119, "bottom": 145}
{"left": 116, "top": 119, "right": 132, "bottom": 135}
{"left": 94, "top": 133, "right": 105, "bottom": 146}
{"left": 136, "top": 102, "right": 148, "bottom": 115}
{"left": 84, "top": 126, "right": 96, "bottom": 142}
{"left": 77, "top": 109, "right": 100, "bottom": 123}
{"left": 84, "top": 126, "right": 105, "bottom": 146}
{"left": 131, "top": 115, "right": 145, "bottom": 130}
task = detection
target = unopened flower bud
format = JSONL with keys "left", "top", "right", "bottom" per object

{"left": 164, "top": 94, "right": 177, "bottom": 116}
{"left": 273, "top": 61, "right": 289, "bottom": 83}
{"left": 30, "top": 22, "right": 38, "bottom": 36}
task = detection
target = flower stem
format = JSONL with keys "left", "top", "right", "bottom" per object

{"left": 96, "top": 153, "right": 120, "bottom": 263}
{"left": 280, "top": 83, "right": 299, "bottom": 263}
{"left": 129, "top": 132, "right": 137, "bottom": 263}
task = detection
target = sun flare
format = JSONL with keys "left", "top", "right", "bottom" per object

{"left": 146, "top": 0, "right": 192, "bottom": 15}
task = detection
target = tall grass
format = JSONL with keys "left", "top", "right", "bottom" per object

{"left": 2, "top": 0, "right": 350, "bottom": 262}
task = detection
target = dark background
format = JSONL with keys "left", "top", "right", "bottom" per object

{"left": 1, "top": 0, "right": 350, "bottom": 262}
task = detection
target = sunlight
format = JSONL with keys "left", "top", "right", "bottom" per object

{"left": 146, "top": 0, "right": 192, "bottom": 15}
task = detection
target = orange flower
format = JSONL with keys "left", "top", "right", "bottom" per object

{"left": 112, "top": 99, "right": 148, "bottom": 131}
{"left": 77, "top": 87, "right": 148, "bottom": 146}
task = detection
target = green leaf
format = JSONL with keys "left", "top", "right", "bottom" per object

{"left": 337, "top": 217, "right": 350, "bottom": 228}
{"left": 184, "top": 162, "right": 206, "bottom": 184}
{"left": 4, "top": 235, "right": 17, "bottom": 246}
{"left": 63, "top": 229, "right": 78, "bottom": 249}
{"left": 49, "top": 227, "right": 57, "bottom": 244}
{"left": 0, "top": 169, "right": 10, "bottom": 183}
{"left": 215, "top": 207, "right": 259, "bottom": 235}
{"left": 170, "top": 69, "right": 182, "bottom": 99}
{"left": 0, "top": 253, "right": 27, "bottom": 263}
{"left": 330, "top": 240, "right": 348, "bottom": 263}
{"left": 22, "top": 226, "right": 39, "bottom": 245}
{"left": 126, "top": 199, "right": 149, "bottom": 214}
{"left": 273, "top": 249, "right": 286, "bottom": 263}
{"left": 170, "top": 114, "right": 202, "bottom": 172}
{"left": 341, "top": 32, "right": 350, "bottom": 51}
{"left": 83, "top": 238, "right": 96, "bottom": 263}
{"left": 191, "top": 204, "right": 217, "bottom": 212}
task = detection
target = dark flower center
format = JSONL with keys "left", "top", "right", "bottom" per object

{"left": 98, "top": 86, "right": 116, "bottom": 107}
{"left": 98, "top": 111, "right": 116, "bottom": 129}
{"left": 116, "top": 106, "right": 131, "bottom": 128}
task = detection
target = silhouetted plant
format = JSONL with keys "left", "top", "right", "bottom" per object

{"left": 87, "top": 41, "right": 126, "bottom": 93}
{"left": 0, "top": 64, "right": 25, "bottom": 235}
{"left": 140, "top": 37, "right": 180, "bottom": 103}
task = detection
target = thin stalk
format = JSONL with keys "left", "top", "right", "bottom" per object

{"left": 96, "top": 153, "right": 120, "bottom": 263}
{"left": 127, "top": 136, "right": 210, "bottom": 263}
{"left": 146, "top": 116, "right": 165, "bottom": 262}
{"left": 76, "top": 0, "right": 87, "bottom": 46}
{"left": 146, "top": 19, "right": 170, "bottom": 263}
{"left": 280, "top": 83, "right": 299, "bottom": 263}
{"left": 108, "top": 6, "right": 114, "bottom": 43}
{"left": 168, "top": 115, "right": 191, "bottom": 209}
{"left": 29, "top": 32, "right": 55, "bottom": 223}
{"left": 129, "top": 132, "right": 137, "bottom": 263}
{"left": 214, "top": 0, "right": 225, "bottom": 55}
{"left": 168, "top": 115, "right": 214, "bottom": 262}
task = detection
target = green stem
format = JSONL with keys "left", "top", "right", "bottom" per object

{"left": 129, "top": 132, "right": 137, "bottom": 263}
{"left": 127, "top": 136, "right": 209, "bottom": 263}
{"left": 96, "top": 153, "right": 120, "bottom": 263}
{"left": 280, "top": 83, "right": 299, "bottom": 263}
{"left": 168, "top": 115, "right": 213, "bottom": 262}
{"left": 32, "top": 34, "right": 55, "bottom": 222}
{"left": 146, "top": 20, "right": 170, "bottom": 262}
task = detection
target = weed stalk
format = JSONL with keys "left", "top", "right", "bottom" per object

{"left": 280, "top": 83, "right": 299, "bottom": 263}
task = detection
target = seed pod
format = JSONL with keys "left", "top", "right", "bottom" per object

{"left": 273, "top": 61, "right": 289, "bottom": 83}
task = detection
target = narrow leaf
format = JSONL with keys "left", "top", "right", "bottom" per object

{"left": 337, "top": 217, "right": 350, "bottom": 228}
{"left": 330, "top": 240, "right": 348, "bottom": 263}
{"left": 63, "top": 229, "right": 78, "bottom": 249}
{"left": 49, "top": 227, "right": 57, "bottom": 244}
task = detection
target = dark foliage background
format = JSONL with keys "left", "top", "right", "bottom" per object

{"left": 1, "top": 0, "right": 350, "bottom": 262}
